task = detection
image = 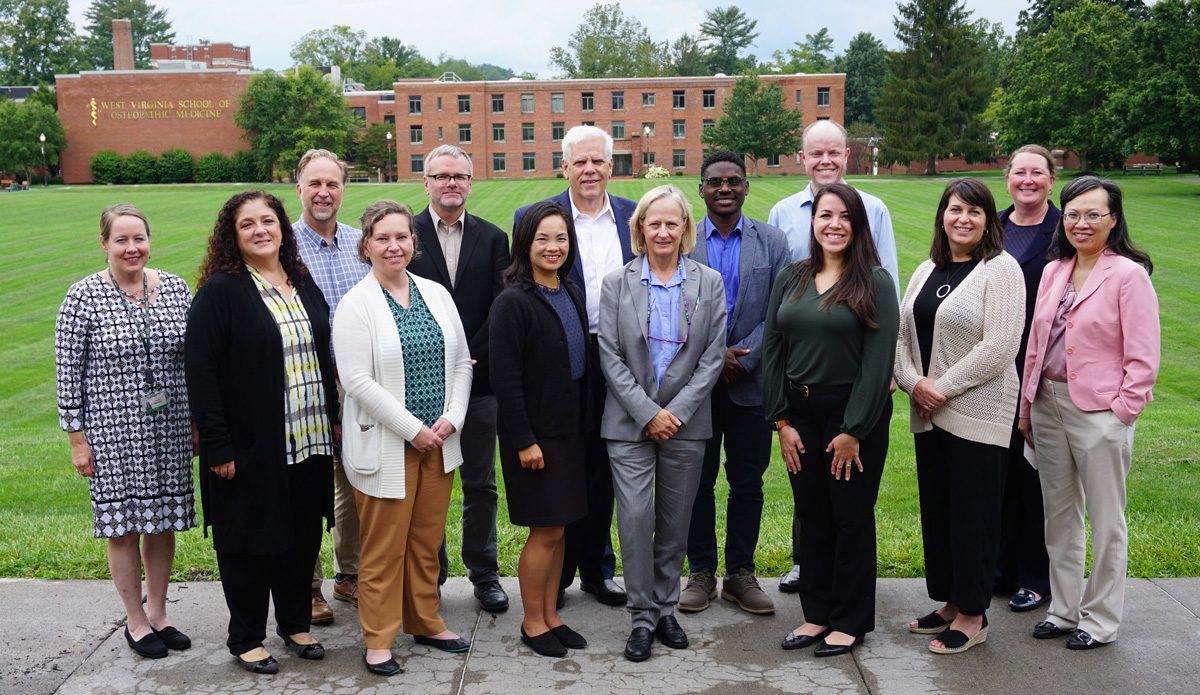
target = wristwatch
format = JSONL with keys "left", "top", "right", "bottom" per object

{"left": 774, "top": 419, "right": 791, "bottom": 431}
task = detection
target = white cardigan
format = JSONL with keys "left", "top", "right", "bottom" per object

{"left": 332, "top": 271, "right": 473, "bottom": 498}
{"left": 895, "top": 252, "right": 1024, "bottom": 448}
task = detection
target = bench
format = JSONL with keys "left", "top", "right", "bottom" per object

{"left": 0, "top": 180, "right": 12, "bottom": 192}
{"left": 1123, "top": 163, "right": 1163, "bottom": 175}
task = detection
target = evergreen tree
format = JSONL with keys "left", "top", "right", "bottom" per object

{"left": 699, "top": 5, "right": 760, "bottom": 74}
{"left": 841, "top": 32, "right": 887, "bottom": 126}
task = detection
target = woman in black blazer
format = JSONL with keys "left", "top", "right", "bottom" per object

{"left": 489, "top": 201, "right": 589, "bottom": 658}
{"left": 185, "top": 191, "right": 338, "bottom": 674}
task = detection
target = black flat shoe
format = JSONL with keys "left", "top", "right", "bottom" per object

{"left": 781, "top": 627, "right": 830, "bottom": 651}
{"left": 362, "top": 649, "right": 403, "bottom": 676}
{"left": 1066, "top": 629, "right": 1108, "bottom": 650}
{"left": 1009, "top": 589, "right": 1051, "bottom": 612}
{"left": 1032, "top": 620, "right": 1072, "bottom": 639}
{"left": 909, "top": 611, "right": 951, "bottom": 634}
{"left": 550, "top": 624, "right": 587, "bottom": 649}
{"left": 236, "top": 654, "right": 279, "bottom": 674}
{"left": 125, "top": 627, "right": 168, "bottom": 659}
{"left": 521, "top": 626, "right": 567, "bottom": 657}
{"left": 655, "top": 615, "right": 688, "bottom": 649}
{"left": 414, "top": 634, "right": 470, "bottom": 653}
{"left": 277, "top": 629, "right": 325, "bottom": 659}
{"left": 814, "top": 634, "right": 864, "bottom": 657}
{"left": 580, "top": 579, "right": 628, "bottom": 605}
{"left": 624, "top": 627, "right": 653, "bottom": 662}
{"left": 779, "top": 564, "right": 801, "bottom": 593}
{"left": 152, "top": 626, "right": 191, "bottom": 650}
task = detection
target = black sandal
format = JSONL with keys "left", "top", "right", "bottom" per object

{"left": 909, "top": 611, "right": 951, "bottom": 634}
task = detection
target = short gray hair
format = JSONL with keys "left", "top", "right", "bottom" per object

{"left": 424, "top": 145, "right": 473, "bottom": 176}
{"left": 562, "top": 125, "right": 613, "bottom": 163}
{"left": 801, "top": 119, "right": 848, "bottom": 151}
{"left": 296, "top": 149, "right": 348, "bottom": 183}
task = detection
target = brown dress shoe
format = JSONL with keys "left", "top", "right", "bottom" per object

{"left": 311, "top": 588, "right": 334, "bottom": 625}
{"left": 333, "top": 576, "right": 359, "bottom": 606}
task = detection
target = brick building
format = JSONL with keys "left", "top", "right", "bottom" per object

{"left": 150, "top": 42, "right": 252, "bottom": 70}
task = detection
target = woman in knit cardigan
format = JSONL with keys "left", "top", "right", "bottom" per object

{"left": 895, "top": 177, "right": 1025, "bottom": 655}
{"left": 332, "top": 200, "right": 473, "bottom": 676}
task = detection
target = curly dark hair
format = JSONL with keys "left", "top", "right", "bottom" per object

{"left": 197, "top": 190, "right": 309, "bottom": 288}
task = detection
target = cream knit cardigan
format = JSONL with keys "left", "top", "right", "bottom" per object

{"left": 895, "top": 252, "right": 1025, "bottom": 447}
{"left": 332, "top": 271, "right": 473, "bottom": 499}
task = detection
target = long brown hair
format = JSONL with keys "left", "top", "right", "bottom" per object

{"left": 793, "top": 183, "right": 881, "bottom": 328}
{"left": 197, "top": 190, "right": 308, "bottom": 288}
{"left": 930, "top": 178, "right": 1005, "bottom": 269}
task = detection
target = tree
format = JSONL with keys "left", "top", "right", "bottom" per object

{"left": 354, "top": 122, "right": 393, "bottom": 175}
{"left": 770, "top": 28, "right": 836, "bottom": 74}
{"left": 0, "top": 0, "right": 86, "bottom": 83}
{"left": 664, "top": 33, "right": 709, "bottom": 76}
{"left": 876, "top": 0, "right": 995, "bottom": 175}
{"left": 26, "top": 83, "right": 58, "bottom": 111}
{"left": 549, "top": 3, "right": 665, "bottom": 78}
{"left": 234, "top": 65, "right": 357, "bottom": 178}
{"left": 971, "top": 18, "right": 1013, "bottom": 88}
{"left": 990, "top": 2, "right": 1135, "bottom": 173}
{"left": 699, "top": 5, "right": 759, "bottom": 74}
{"left": 82, "top": 0, "right": 174, "bottom": 70}
{"left": 700, "top": 75, "right": 804, "bottom": 177}
{"left": 0, "top": 100, "right": 67, "bottom": 181}
{"left": 290, "top": 25, "right": 366, "bottom": 70}
{"left": 1016, "top": 0, "right": 1147, "bottom": 39}
{"left": 840, "top": 32, "right": 887, "bottom": 125}
{"left": 363, "top": 36, "right": 420, "bottom": 68}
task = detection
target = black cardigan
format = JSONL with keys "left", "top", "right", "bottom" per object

{"left": 1000, "top": 202, "right": 1061, "bottom": 382}
{"left": 488, "top": 278, "right": 588, "bottom": 451}
{"left": 184, "top": 269, "right": 338, "bottom": 554}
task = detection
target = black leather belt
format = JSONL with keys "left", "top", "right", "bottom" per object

{"left": 588, "top": 333, "right": 600, "bottom": 345}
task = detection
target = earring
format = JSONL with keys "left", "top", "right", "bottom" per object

{"left": 983, "top": 228, "right": 991, "bottom": 236}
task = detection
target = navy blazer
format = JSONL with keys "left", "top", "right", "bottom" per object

{"left": 687, "top": 216, "right": 792, "bottom": 408}
{"left": 999, "top": 202, "right": 1060, "bottom": 383}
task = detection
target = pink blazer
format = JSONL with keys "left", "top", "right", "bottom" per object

{"left": 1020, "top": 249, "right": 1159, "bottom": 426}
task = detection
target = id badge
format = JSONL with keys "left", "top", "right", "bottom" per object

{"left": 143, "top": 389, "right": 170, "bottom": 414}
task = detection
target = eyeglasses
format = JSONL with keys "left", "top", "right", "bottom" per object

{"left": 428, "top": 174, "right": 472, "bottom": 183}
{"left": 647, "top": 287, "right": 692, "bottom": 344}
{"left": 1063, "top": 211, "right": 1114, "bottom": 224}
{"left": 701, "top": 176, "right": 746, "bottom": 189}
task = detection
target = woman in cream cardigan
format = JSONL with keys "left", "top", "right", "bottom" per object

{"left": 332, "top": 200, "right": 473, "bottom": 676}
{"left": 895, "top": 178, "right": 1025, "bottom": 655}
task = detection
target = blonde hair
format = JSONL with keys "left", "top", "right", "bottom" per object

{"left": 1004, "top": 144, "right": 1057, "bottom": 179}
{"left": 629, "top": 185, "right": 697, "bottom": 256}
{"left": 357, "top": 200, "right": 417, "bottom": 265}
{"left": 296, "top": 149, "right": 349, "bottom": 183}
{"left": 100, "top": 203, "right": 149, "bottom": 241}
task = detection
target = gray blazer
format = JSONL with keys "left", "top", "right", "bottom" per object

{"left": 598, "top": 256, "right": 727, "bottom": 442}
{"left": 688, "top": 216, "right": 792, "bottom": 408}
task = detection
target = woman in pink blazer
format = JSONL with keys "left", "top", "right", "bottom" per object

{"left": 1018, "top": 177, "right": 1158, "bottom": 651}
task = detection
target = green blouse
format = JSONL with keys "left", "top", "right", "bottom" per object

{"left": 382, "top": 279, "right": 445, "bottom": 439}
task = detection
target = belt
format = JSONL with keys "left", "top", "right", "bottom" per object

{"left": 787, "top": 381, "right": 849, "bottom": 397}
{"left": 588, "top": 333, "right": 600, "bottom": 345}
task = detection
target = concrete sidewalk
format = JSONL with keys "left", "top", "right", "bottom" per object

{"left": 2, "top": 577, "right": 1197, "bottom": 694}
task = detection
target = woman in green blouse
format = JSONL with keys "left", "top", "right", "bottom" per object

{"left": 763, "top": 183, "right": 899, "bottom": 657}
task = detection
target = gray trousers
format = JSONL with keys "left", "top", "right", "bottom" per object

{"left": 607, "top": 438, "right": 706, "bottom": 631}
{"left": 439, "top": 394, "right": 500, "bottom": 585}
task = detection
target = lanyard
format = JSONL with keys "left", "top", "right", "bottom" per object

{"left": 106, "top": 270, "right": 156, "bottom": 386}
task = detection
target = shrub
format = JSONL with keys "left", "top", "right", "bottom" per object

{"left": 195, "top": 152, "right": 230, "bottom": 183}
{"left": 123, "top": 150, "right": 159, "bottom": 184}
{"left": 157, "top": 148, "right": 194, "bottom": 184}
{"left": 89, "top": 150, "right": 124, "bottom": 184}
{"left": 644, "top": 165, "right": 670, "bottom": 180}
{"left": 229, "top": 150, "right": 267, "bottom": 183}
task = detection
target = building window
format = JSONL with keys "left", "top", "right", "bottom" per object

{"left": 551, "top": 92, "right": 564, "bottom": 112}
{"left": 612, "top": 91, "right": 624, "bottom": 111}
{"left": 795, "top": 89, "right": 802, "bottom": 104}
{"left": 384, "top": 115, "right": 395, "bottom": 125}
{"left": 642, "top": 122, "right": 655, "bottom": 137}
{"left": 411, "top": 155, "right": 424, "bottom": 174}
{"left": 437, "top": 126, "right": 443, "bottom": 141}
{"left": 582, "top": 120, "right": 594, "bottom": 126}
{"left": 642, "top": 151, "right": 656, "bottom": 167}
{"left": 493, "top": 123, "right": 505, "bottom": 143}
{"left": 552, "top": 152, "right": 562, "bottom": 170}
{"left": 702, "top": 89, "right": 715, "bottom": 109}
{"left": 817, "top": 115, "right": 830, "bottom": 121}
{"left": 767, "top": 154, "right": 780, "bottom": 167}
{"left": 410, "top": 125, "right": 423, "bottom": 144}
{"left": 437, "top": 96, "right": 443, "bottom": 111}
{"left": 493, "top": 153, "right": 506, "bottom": 172}
{"left": 492, "top": 94, "right": 504, "bottom": 113}
{"left": 459, "top": 124, "right": 472, "bottom": 143}
{"left": 552, "top": 122, "right": 565, "bottom": 141}
{"left": 523, "top": 152, "right": 536, "bottom": 171}
{"left": 521, "top": 93, "right": 534, "bottom": 113}
{"left": 673, "top": 150, "right": 686, "bottom": 168}
{"left": 348, "top": 107, "right": 366, "bottom": 124}
{"left": 673, "top": 119, "right": 686, "bottom": 139}
{"left": 612, "top": 121, "right": 625, "bottom": 140}
{"left": 458, "top": 94, "right": 471, "bottom": 113}
{"left": 703, "top": 119, "right": 715, "bottom": 130}
{"left": 672, "top": 90, "right": 685, "bottom": 109}
{"left": 409, "top": 95, "right": 422, "bottom": 114}
{"left": 817, "top": 87, "right": 830, "bottom": 107}
{"left": 520, "top": 123, "right": 534, "bottom": 141}
{"left": 642, "top": 92, "right": 655, "bottom": 107}
{"left": 581, "top": 92, "right": 594, "bottom": 111}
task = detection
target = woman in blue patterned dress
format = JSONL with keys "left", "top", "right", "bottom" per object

{"left": 55, "top": 203, "right": 196, "bottom": 659}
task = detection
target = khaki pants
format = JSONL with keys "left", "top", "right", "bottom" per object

{"left": 314, "top": 381, "right": 361, "bottom": 588}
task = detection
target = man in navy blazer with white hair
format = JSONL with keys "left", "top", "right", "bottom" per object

{"left": 513, "top": 125, "right": 636, "bottom": 607}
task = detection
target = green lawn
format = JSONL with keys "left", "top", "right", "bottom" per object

{"left": 2, "top": 174, "right": 1197, "bottom": 580}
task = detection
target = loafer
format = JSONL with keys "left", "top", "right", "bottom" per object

{"left": 310, "top": 588, "right": 333, "bottom": 625}
{"left": 814, "top": 634, "right": 864, "bottom": 657}
{"left": 236, "top": 653, "right": 279, "bottom": 674}
{"left": 550, "top": 623, "right": 587, "bottom": 649}
{"left": 1032, "top": 620, "right": 1072, "bottom": 640}
{"left": 125, "top": 627, "right": 168, "bottom": 659}
{"left": 333, "top": 575, "right": 358, "bottom": 606}
{"left": 779, "top": 564, "right": 801, "bottom": 593}
{"left": 474, "top": 580, "right": 510, "bottom": 613}
{"left": 414, "top": 634, "right": 470, "bottom": 653}
{"left": 929, "top": 614, "right": 988, "bottom": 655}
{"left": 624, "top": 627, "right": 653, "bottom": 662}
{"left": 362, "top": 649, "right": 403, "bottom": 676}
{"left": 781, "top": 627, "right": 830, "bottom": 651}
{"left": 1009, "top": 588, "right": 1050, "bottom": 612}
{"left": 581, "top": 578, "right": 627, "bottom": 605}
{"left": 521, "top": 626, "right": 567, "bottom": 657}
{"left": 909, "top": 611, "right": 951, "bottom": 634}
{"left": 277, "top": 629, "right": 324, "bottom": 659}
{"left": 655, "top": 615, "right": 688, "bottom": 649}
{"left": 1066, "top": 629, "right": 1108, "bottom": 650}
{"left": 152, "top": 626, "right": 191, "bottom": 651}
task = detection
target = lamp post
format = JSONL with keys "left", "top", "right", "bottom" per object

{"left": 385, "top": 130, "right": 393, "bottom": 183}
{"left": 642, "top": 124, "right": 652, "bottom": 175}
{"left": 39, "top": 133, "right": 47, "bottom": 188}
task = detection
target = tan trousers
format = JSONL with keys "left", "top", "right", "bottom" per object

{"left": 355, "top": 447, "right": 453, "bottom": 648}
{"left": 314, "top": 382, "right": 361, "bottom": 588}
{"left": 1031, "top": 379, "right": 1134, "bottom": 643}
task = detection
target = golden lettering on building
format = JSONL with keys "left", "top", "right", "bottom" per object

{"left": 89, "top": 97, "right": 233, "bottom": 123}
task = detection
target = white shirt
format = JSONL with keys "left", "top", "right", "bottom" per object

{"left": 569, "top": 190, "right": 623, "bottom": 332}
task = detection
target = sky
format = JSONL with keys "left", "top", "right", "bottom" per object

{"left": 66, "top": 0, "right": 1025, "bottom": 76}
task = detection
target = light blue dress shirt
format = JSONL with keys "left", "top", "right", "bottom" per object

{"left": 703, "top": 215, "right": 742, "bottom": 335}
{"left": 641, "top": 255, "right": 687, "bottom": 389}
{"left": 293, "top": 216, "right": 371, "bottom": 363}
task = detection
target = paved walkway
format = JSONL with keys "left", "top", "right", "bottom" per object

{"left": 2, "top": 577, "right": 1197, "bottom": 694}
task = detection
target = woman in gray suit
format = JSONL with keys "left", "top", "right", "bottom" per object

{"left": 598, "top": 185, "right": 727, "bottom": 663}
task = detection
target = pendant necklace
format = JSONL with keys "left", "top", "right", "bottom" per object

{"left": 935, "top": 262, "right": 970, "bottom": 299}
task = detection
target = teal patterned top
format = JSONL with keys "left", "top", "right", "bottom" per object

{"left": 382, "top": 279, "right": 445, "bottom": 443}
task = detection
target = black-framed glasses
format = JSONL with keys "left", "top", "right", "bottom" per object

{"left": 428, "top": 174, "right": 472, "bottom": 183}
{"left": 701, "top": 176, "right": 746, "bottom": 189}
{"left": 1063, "top": 211, "right": 1113, "bottom": 224}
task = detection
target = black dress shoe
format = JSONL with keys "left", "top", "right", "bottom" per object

{"left": 813, "top": 634, "right": 864, "bottom": 657}
{"left": 550, "top": 624, "right": 587, "bottom": 649}
{"left": 414, "top": 634, "right": 470, "bottom": 653}
{"left": 1066, "top": 629, "right": 1108, "bottom": 650}
{"left": 779, "top": 564, "right": 801, "bottom": 593}
{"left": 781, "top": 627, "right": 830, "bottom": 651}
{"left": 362, "top": 649, "right": 403, "bottom": 676}
{"left": 521, "top": 626, "right": 567, "bottom": 657}
{"left": 125, "top": 627, "right": 168, "bottom": 659}
{"left": 151, "top": 626, "right": 191, "bottom": 651}
{"left": 474, "top": 580, "right": 510, "bottom": 613}
{"left": 581, "top": 578, "right": 627, "bottom": 605}
{"left": 1032, "top": 620, "right": 1072, "bottom": 639}
{"left": 277, "top": 629, "right": 325, "bottom": 659}
{"left": 236, "top": 654, "right": 279, "bottom": 674}
{"left": 655, "top": 615, "right": 688, "bottom": 649}
{"left": 624, "top": 627, "right": 654, "bottom": 662}
{"left": 1009, "top": 588, "right": 1051, "bottom": 612}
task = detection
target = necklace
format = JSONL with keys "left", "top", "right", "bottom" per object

{"left": 109, "top": 269, "right": 154, "bottom": 306}
{"left": 935, "top": 262, "right": 971, "bottom": 299}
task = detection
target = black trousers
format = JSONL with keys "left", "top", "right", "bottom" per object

{"left": 996, "top": 426, "right": 1051, "bottom": 596}
{"left": 915, "top": 426, "right": 1005, "bottom": 615}
{"left": 789, "top": 385, "right": 890, "bottom": 637}
{"left": 215, "top": 456, "right": 327, "bottom": 656}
